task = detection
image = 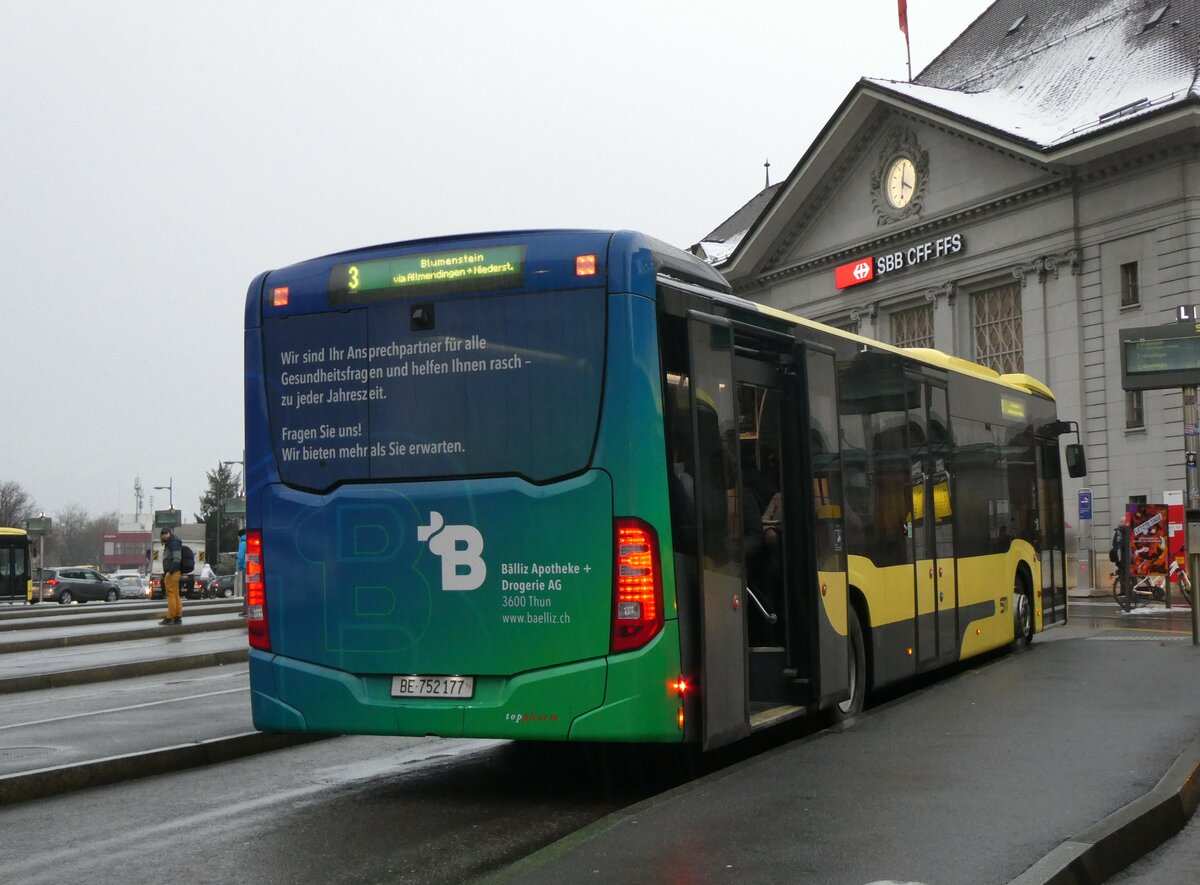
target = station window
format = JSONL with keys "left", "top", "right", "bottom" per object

{"left": 972, "top": 283, "right": 1023, "bottom": 374}
{"left": 1125, "top": 390, "right": 1144, "bottom": 430}
{"left": 1120, "top": 262, "right": 1140, "bottom": 307}
{"left": 891, "top": 303, "right": 933, "bottom": 349}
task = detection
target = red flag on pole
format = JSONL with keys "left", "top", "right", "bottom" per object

{"left": 898, "top": 0, "right": 909, "bottom": 38}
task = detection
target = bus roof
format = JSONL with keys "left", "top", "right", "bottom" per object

{"left": 703, "top": 289, "right": 1056, "bottom": 401}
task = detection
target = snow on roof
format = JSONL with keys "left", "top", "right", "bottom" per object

{"left": 864, "top": 74, "right": 1190, "bottom": 148}
{"left": 694, "top": 232, "right": 743, "bottom": 265}
{"left": 704, "top": 1, "right": 1200, "bottom": 267}
{"left": 889, "top": 0, "right": 1200, "bottom": 148}
{"left": 691, "top": 183, "right": 781, "bottom": 264}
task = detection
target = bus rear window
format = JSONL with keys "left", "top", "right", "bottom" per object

{"left": 262, "top": 288, "right": 606, "bottom": 486}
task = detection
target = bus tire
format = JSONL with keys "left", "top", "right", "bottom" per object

{"left": 1013, "top": 578, "right": 1033, "bottom": 647}
{"left": 832, "top": 606, "right": 866, "bottom": 721}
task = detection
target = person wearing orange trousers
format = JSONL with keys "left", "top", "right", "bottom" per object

{"left": 159, "top": 526, "right": 183, "bottom": 625}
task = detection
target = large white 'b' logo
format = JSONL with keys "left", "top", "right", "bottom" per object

{"left": 417, "top": 512, "right": 487, "bottom": 591}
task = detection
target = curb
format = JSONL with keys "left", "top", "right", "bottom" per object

{"left": 1009, "top": 732, "right": 1200, "bottom": 884}
{"left": 0, "top": 619, "right": 245, "bottom": 652}
{"left": 0, "top": 603, "right": 242, "bottom": 631}
{"left": 0, "top": 648, "right": 250, "bottom": 694}
{"left": 0, "top": 730, "right": 328, "bottom": 806}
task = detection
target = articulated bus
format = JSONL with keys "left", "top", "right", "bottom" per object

{"left": 0, "top": 528, "right": 33, "bottom": 603}
{"left": 243, "top": 230, "right": 1085, "bottom": 749}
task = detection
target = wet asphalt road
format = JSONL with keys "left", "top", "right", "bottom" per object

{"left": 0, "top": 594, "right": 1196, "bottom": 884}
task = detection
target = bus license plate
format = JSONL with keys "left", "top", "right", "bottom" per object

{"left": 391, "top": 675, "right": 475, "bottom": 699}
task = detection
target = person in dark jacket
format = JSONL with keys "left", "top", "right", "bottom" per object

{"left": 159, "top": 527, "right": 183, "bottom": 625}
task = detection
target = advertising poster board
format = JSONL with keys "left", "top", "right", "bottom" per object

{"left": 1127, "top": 503, "right": 1169, "bottom": 577}
{"left": 1165, "top": 490, "right": 1187, "bottom": 575}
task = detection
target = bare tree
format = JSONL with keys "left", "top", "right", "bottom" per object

{"left": 0, "top": 480, "right": 38, "bottom": 528}
{"left": 43, "top": 506, "right": 115, "bottom": 567}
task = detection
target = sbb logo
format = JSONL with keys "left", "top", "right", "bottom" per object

{"left": 834, "top": 257, "right": 875, "bottom": 289}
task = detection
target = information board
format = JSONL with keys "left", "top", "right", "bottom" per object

{"left": 1121, "top": 323, "right": 1200, "bottom": 390}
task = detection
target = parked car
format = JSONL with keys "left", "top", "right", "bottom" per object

{"left": 207, "top": 574, "right": 236, "bottom": 598}
{"left": 32, "top": 567, "right": 121, "bottom": 604}
{"left": 114, "top": 574, "right": 148, "bottom": 599}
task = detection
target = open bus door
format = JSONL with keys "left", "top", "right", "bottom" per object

{"left": 677, "top": 314, "right": 850, "bottom": 749}
{"left": 684, "top": 315, "right": 750, "bottom": 749}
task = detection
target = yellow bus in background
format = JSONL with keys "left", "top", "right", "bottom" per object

{"left": 0, "top": 527, "right": 33, "bottom": 603}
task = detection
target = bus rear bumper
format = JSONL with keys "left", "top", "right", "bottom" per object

{"left": 248, "top": 623, "right": 685, "bottom": 742}
{"left": 249, "top": 648, "right": 609, "bottom": 739}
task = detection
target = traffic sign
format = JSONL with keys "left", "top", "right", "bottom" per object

{"left": 1078, "top": 488, "right": 1093, "bottom": 520}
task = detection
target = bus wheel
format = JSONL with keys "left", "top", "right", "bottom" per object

{"left": 1013, "top": 581, "right": 1033, "bottom": 647}
{"left": 832, "top": 607, "right": 866, "bottom": 721}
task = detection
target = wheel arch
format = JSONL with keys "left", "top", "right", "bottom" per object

{"left": 847, "top": 583, "right": 874, "bottom": 693}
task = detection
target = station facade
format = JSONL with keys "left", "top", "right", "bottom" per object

{"left": 699, "top": 1, "right": 1200, "bottom": 580}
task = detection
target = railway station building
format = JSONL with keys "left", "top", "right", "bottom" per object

{"left": 697, "top": 0, "right": 1200, "bottom": 585}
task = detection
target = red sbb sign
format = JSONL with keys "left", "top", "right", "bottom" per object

{"left": 835, "top": 257, "right": 874, "bottom": 289}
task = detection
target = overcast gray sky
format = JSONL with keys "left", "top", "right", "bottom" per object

{"left": 3, "top": 0, "right": 991, "bottom": 522}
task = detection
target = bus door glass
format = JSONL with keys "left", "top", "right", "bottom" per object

{"left": 906, "top": 375, "right": 937, "bottom": 668}
{"left": 1036, "top": 438, "right": 1068, "bottom": 625}
{"left": 909, "top": 377, "right": 955, "bottom": 667}
{"left": 928, "top": 384, "right": 958, "bottom": 664}
{"left": 803, "top": 346, "right": 849, "bottom": 706}
{"left": 734, "top": 361, "right": 786, "bottom": 651}
{"left": 687, "top": 316, "right": 749, "bottom": 749}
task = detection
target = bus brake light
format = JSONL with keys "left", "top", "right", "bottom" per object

{"left": 575, "top": 254, "right": 597, "bottom": 276}
{"left": 246, "top": 529, "right": 270, "bottom": 651}
{"left": 273, "top": 286, "right": 290, "bottom": 307}
{"left": 611, "top": 518, "right": 663, "bottom": 654}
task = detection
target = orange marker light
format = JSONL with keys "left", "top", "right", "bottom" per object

{"left": 575, "top": 254, "right": 597, "bottom": 276}
{"left": 273, "top": 286, "right": 290, "bottom": 307}
{"left": 678, "top": 707, "right": 686, "bottom": 729}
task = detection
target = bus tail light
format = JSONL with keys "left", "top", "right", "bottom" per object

{"left": 611, "top": 518, "right": 663, "bottom": 654}
{"left": 246, "top": 529, "right": 269, "bottom": 651}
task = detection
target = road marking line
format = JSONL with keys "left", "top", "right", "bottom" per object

{"left": 0, "top": 687, "right": 249, "bottom": 731}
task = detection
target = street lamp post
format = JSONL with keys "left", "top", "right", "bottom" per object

{"left": 154, "top": 478, "right": 173, "bottom": 511}
{"left": 221, "top": 460, "right": 244, "bottom": 495}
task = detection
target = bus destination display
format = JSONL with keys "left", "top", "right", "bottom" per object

{"left": 329, "top": 245, "right": 526, "bottom": 305}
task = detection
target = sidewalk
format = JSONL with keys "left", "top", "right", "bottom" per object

{"left": 490, "top": 630, "right": 1200, "bottom": 885}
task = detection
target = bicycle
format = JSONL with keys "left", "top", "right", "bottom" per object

{"left": 1111, "top": 561, "right": 1192, "bottom": 611}
{"left": 1169, "top": 558, "right": 1192, "bottom": 607}
{"left": 1111, "top": 569, "right": 1162, "bottom": 612}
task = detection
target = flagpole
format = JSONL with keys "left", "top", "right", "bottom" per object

{"left": 899, "top": 0, "right": 912, "bottom": 82}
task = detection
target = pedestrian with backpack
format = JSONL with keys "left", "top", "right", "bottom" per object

{"left": 159, "top": 526, "right": 184, "bottom": 626}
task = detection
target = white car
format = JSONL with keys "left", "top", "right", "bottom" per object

{"left": 113, "top": 574, "right": 148, "bottom": 599}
